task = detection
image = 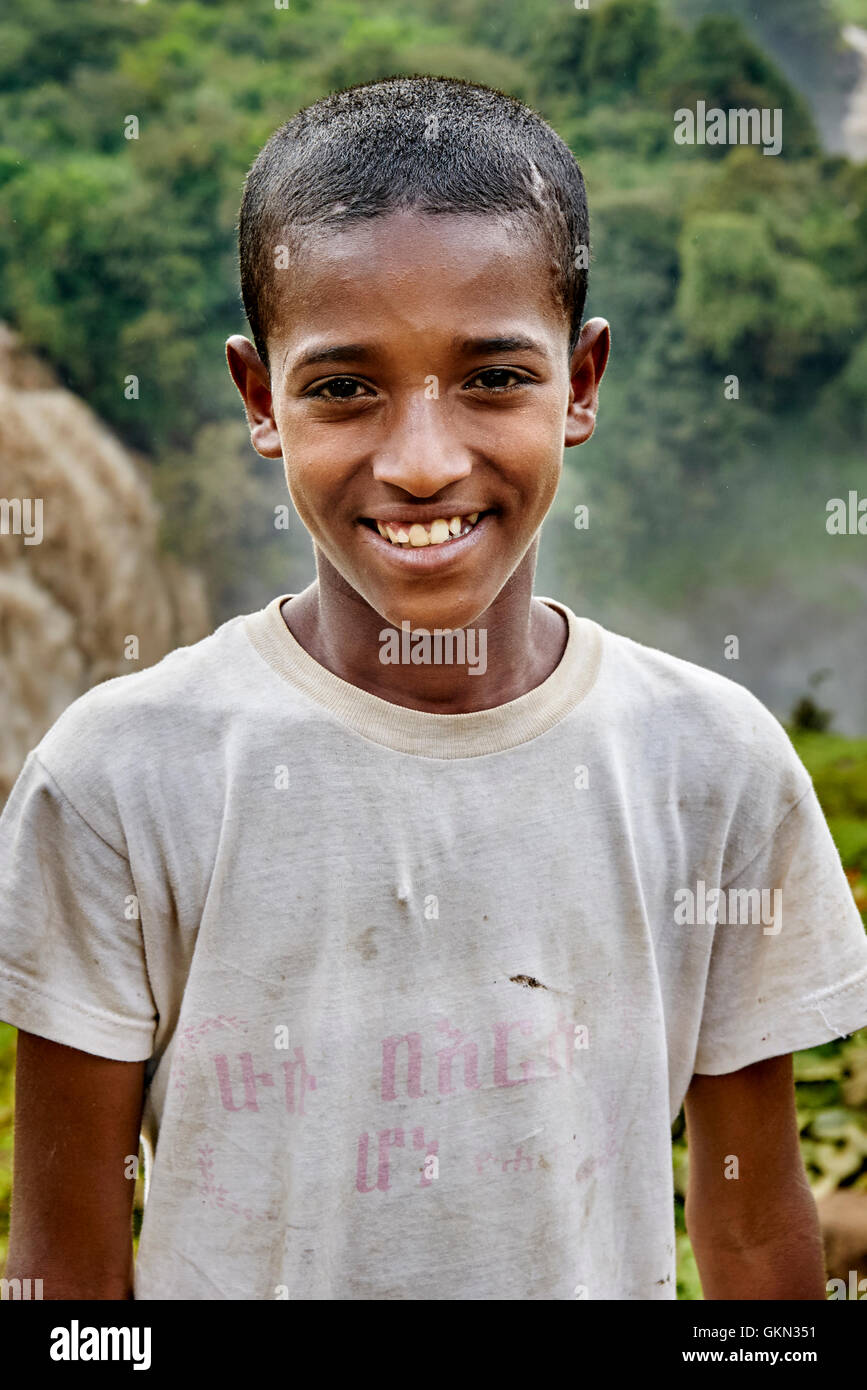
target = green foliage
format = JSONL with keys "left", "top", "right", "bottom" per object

{"left": 678, "top": 212, "right": 776, "bottom": 356}
{"left": 798, "top": 745, "right": 867, "bottom": 820}
{"left": 582, "top": 0, "right": 668, "bottom": 101}
{"left": 0, "top": 0, "right": 155, "bottom": 93}
{"left": 821, "top": 335, "right": 867, "bottom": 442}
{"left": 790, "top": 732, "right": 867, "bottom": 877}
{"left": 659, "top": 14, "right": 819, "bottom": 158}
{"left": 588, "top": 188, "right": 681, "bottom": 353}
{"left": 790, "top": 695, "right": 834, "bottom": 734}
{"left": 668, "top": 0, "right": 860, "bottom": 148}
{"left": 795, "top": 1035, "right": 867, "bottom": 1193}
{"left": 677, "top": 209, "right": 855, "bottom": 385}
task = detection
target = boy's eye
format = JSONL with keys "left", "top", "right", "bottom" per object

{"left": 304, "top": 368, "right": 530, "bottom": 400}
{"left": 306, "top": 376, "right": 372, "bottom": 401}
{"left": 465, "top": 368, "right": 529, "bottom": 392}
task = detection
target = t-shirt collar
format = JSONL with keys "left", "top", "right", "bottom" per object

{"left": 244, "top": 592, "right": 602, "bottom": 758}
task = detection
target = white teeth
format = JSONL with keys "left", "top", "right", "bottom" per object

{"left": 374, "top": 512, "right": 485, "bottom": 547}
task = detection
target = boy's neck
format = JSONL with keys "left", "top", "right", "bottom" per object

{"left": 278, "top": 571, "right": 568, "bottom": 715}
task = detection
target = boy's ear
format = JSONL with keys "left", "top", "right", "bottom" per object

{"left": 225, "top": 335, "right": 283, "bottom": 459}
{"left": 564, "top": 317, "right": 610, "bottom": 449}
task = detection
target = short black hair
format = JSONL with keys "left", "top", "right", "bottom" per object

{"left": 238, "top": 75, "right": 590, "bottom": 376}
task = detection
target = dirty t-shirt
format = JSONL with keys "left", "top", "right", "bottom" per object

{"left": 1, "top": 592, "right": 866, "bottom": 1301}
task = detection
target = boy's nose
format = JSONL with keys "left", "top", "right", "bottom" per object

{"left": 371, "top": 394, "right": 473, "bottom": 497}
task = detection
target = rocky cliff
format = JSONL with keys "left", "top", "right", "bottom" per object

{"left": 0, "top": 322, "right": 210, "bottom": 803}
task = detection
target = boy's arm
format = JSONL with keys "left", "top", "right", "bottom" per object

{"left": 683, "top": 1052, "right": 827, "bottom": 1300}
{"left": 5, "top": 1030, "right": 146, "bottom": 1300}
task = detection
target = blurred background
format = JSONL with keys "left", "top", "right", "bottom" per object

{"left": 0, "top": 0, "right": 866, "bottom": 1300}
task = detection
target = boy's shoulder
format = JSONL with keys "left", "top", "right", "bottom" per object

{"left": 592, "top": 618, "right": 811, "bottom": 803}
{"left": 599, "top": 619, "right": 774, "bottom": 717}
{"left": 48, "top": 608, "right": 247, "bottom": 719}
{"left": 31, "top": 607, "right": 257, "bottom": 802}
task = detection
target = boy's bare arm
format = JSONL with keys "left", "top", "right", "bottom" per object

{"left": 5, "top": 1030, "right": 146, "bottom": 1300}
{"left": 684, "top": 1052, "right": 827, "bottom": 1299}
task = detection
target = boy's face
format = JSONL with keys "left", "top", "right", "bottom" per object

{"left": 228, "top": 210, "right": 609, "bottom": 631}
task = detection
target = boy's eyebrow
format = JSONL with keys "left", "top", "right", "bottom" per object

{"left": 287, "top": 334, "right": 549, "bottom": 374}
{"left": 290, "top": 343, "right": 373, "bottom": 371}
{"left": 455, "top": 334, "right": 548, "bottom": 355}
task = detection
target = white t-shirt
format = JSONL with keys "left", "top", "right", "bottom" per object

{"left": 1, "top": 592, "right": 866, "bottom": 1301}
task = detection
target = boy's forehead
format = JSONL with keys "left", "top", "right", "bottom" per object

{"left": 268, "top": 209, "right": 565, "bottom": 369}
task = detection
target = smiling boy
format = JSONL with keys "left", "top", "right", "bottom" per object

{"left": 2, "top": 76, "right": 867, "bottom": 1301}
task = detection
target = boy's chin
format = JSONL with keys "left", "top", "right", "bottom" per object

{"left": 330, "top": 562, "right": 497, "bottom": 632}
{"left": 365, "top": 587, "right": 497, "bottom": 635}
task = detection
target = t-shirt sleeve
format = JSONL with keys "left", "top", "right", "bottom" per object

{"left": 0, "top": 749, "right": 157, "bottom": 1061}
{"left": 694, "top": 781, "right": 867, "bottom": 1075}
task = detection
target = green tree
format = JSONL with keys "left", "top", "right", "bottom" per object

{"left": 658, "top": 15, "right": 819, "bottom": 158}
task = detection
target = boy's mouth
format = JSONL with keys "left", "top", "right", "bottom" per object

{"left": 358, "top": 511, "right": 490, "bottom": 548}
